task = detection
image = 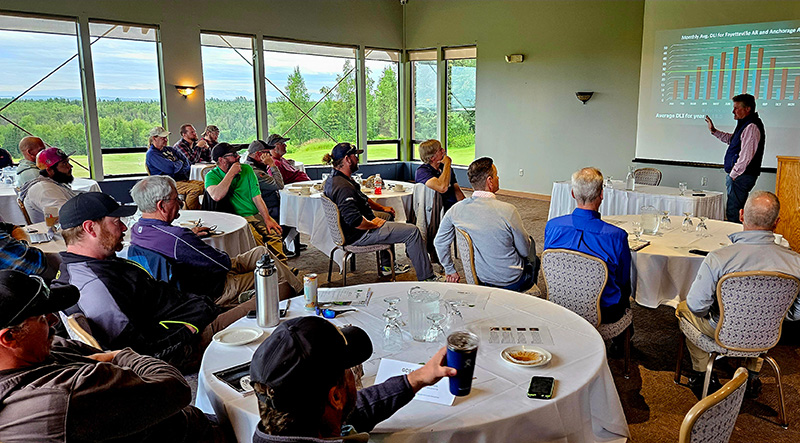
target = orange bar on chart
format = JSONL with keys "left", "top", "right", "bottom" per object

{"left": 718, "top": 52, "right": 726, "bottom": 99}
{"left": 795, "top": 76, "right": 799, "bottom": 100}
{"left": 780, "top": 68, "right": 787, "bottom": 100}
{"left": 673, "top": 80, "right": 678, "bottom": 100}
{"left": 684, "top": 75, "right": 690, "bottom": 99}
{"left": 695, "top": 67, "right": 701, "bottom": 99}
{"left": 754, "top": 48, "right": 764, "bottom": 98}
{"left": 766, "top": 58, "right": 776, "bottom": 100}
{"left": 743, "top": 44, "right": 751, "bottom": 93}
{"left": 729, "top": 47, "right": 738, "bottom": 98}
{"left": 706, "top": 56, "right": 714, "bottom": 99}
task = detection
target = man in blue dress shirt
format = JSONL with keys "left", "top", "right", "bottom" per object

{"left": 544, "top": 167, "right": 631, "bottom": 324}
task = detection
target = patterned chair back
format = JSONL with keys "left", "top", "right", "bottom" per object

{"left": 455, "top": 227, "right": 479, "bottom": 285}
{"left": 320, "top": 194, "right": 347, "bottom": 247}
{"left": 542, "top": 249, "right": 608, "bottom": 327}
{"left": 679, "top": 367, "right": 748, "bottom": 443}
{"left": 715, "top": 271, "right": 800, "bottom": 352}
{"left": 633, "top": 167, "right": 662, "bottom": 186}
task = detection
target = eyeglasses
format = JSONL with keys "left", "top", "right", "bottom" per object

{"left": 223, "top": 153, "right": 239, "bottom": 160}
{"left": 6, "top": 275, "right": 50, "bottom": 328}
{"left": 160, "top": 195, "right": 184, "bottom": 208}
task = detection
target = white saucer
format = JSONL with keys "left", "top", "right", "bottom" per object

{"left": 212, "top": 327, "right": 265, "bottom": 346}
{"left": 501, "top": 345, "right": 552, "bottom": 367}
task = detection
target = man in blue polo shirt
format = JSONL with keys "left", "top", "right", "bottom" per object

{"left": 544, "top": 167, "right": 631, "bottom": 325}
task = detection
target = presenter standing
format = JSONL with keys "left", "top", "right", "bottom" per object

{"left": 704, "top": 93, "right": 765, "bottom": 223}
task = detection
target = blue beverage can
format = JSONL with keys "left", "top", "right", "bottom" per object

{"left": 446, "top": 331, "right": 479, "bottom": 396}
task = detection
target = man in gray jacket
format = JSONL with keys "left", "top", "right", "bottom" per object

{"left": 0, "top": 269, "right": 230, "bottom": 442}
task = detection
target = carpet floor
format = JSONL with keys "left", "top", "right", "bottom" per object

{"left": 271, "top": 193, "right": 799, "bottom": 442}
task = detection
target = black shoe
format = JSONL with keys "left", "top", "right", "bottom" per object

{"left": 687, "top": 371, "right": 722, "bottom": 400}
{"left": 745, "top": 371, "right": 762, "bottom": 399}
{"left": 285, "top": 250, "right": 298, "bottom": 259}
{"left": 291, "top": 267, "right": 299, "bottom": 276}
{"left": 298, "top": 243, "right": 308, "bottom": 251}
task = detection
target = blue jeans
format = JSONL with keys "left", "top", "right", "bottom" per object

{"left": 725, "top": 174, "right": 758, "bottom": 223}
{"left": 483, "top": 258, "right": 539, "bottom": 293}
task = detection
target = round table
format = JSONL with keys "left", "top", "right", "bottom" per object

{"left": 27, "top": 210, "right": 257, "bottom": 259}
{"left": 190, "top": 163, "right": 216, "bottom": 182}
{"left": 604, "top": 215, "right": 744, "bottom": 308}
{"left": 0, "top": 178, "right": 101, "bottom": 225}
{"left": 195, "top": 282, "right": 629, "bottom": 443}
{"left": 279, "top": 180, "right": 414, "bottom": 271}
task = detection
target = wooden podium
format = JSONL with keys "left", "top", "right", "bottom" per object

{"left": 776, "top": 156, "right": 800, "bottom": 253}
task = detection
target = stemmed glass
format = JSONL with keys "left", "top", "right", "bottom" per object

{"left": 660, "top": 210, "right": 672, "bottom": 230}
{"left": 678, "top": 182, "right": 688, "bottom": 196}
{"left": 424, "top": 313, "right": 448, "bottom": 343}
{"left": 605, "top": 176, "right": 614, "bottom": 188}
{"left": 682, "top": 212, "right": 694, "bottom": 233}
{"left": 383, "top": 296, "right": 405, "bottom": 326}
{"left": 695, "top": 216, "right": 709, "bottom": 237}
{"left": 443, "top": 299, "right": 466, "bottom": 333}
{"left": 631, "top": 221, "right": 644, "bottom": 241}
{"left": 382, "top": 310, "right": 403, "bottom": 353}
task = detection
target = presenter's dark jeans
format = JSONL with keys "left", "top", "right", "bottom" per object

{"left": 725, "top": 174, "right": 757, "bottom": 223}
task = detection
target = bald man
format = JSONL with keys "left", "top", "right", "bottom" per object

{"left": 677, "top": 191, "right": 800, "bottom": 399}
{"left": 15, "top": 137, "right": 46, "bottom": 187}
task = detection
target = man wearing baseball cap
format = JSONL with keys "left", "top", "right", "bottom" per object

{"left": 18, "top": 147, "right": 78, "bottom": 223}
{"left": 0, "top": 269, "right": 230, "bottom": 442}
{"left": 145, "top": 126, "right": 205, "bottom": 210}
{"left": 244, "top": 140, "right": 284, "bottom": 221}
{"left": 266, "top": 133, "right": 310, "bottom": 184}
{"left": 250, "top": 316, "right": 455, "bottom": 441}
{"left": 206, "top": 142, "right": 287, "bottom": 264}
{"left": 52, "top": 192, "right": 256, "bottom": 372}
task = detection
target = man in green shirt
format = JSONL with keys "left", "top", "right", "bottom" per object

{"left": 205, "top": 143, "right": 287, "bottom": 263}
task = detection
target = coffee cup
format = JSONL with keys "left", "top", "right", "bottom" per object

{"left": 774, "top": 233, "right": 784, "bottom": 245}
{"left": 394, "top": 184, "right": 405, "bottom": 192}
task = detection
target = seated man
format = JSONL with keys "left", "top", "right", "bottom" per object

{"left": 266, "top": 133, "right": 310, "bottom": 184}
{"left": 244, "top": 140, "right": 284, "bottom": 221}
{"left": 415, "top": 139, "right": 465, "bottom": 213}
{"left": 205, "top": 143, "right": 286, "bottom": 264}
{"left": 323, "top": 143, "right": 436, "bottom": 280}
{"left": 250, "top": 316, "right": 455, "bottom": 441}
{"left": 145, "top": 126, "right": 204, "bottom": 210}
{"left": 19, "top": 148, "right": 79, "bottom": 223}
{"left": 677, "top": 191, "right": 800, "bottom": 399}
{"left": 544, "top": 167, "right": 631, "bottom": 324}
{"left": 202, "top": 125, "right": 220, "bottom": 150}
{"left": 15, "top": 136, "right": 45, "bottom": 187}
{"left": 0, "top": 221, "right": 58, "bottom": 281}
{"left": 175, "top": 123, "right": 211, "bottom": 164}
{"left": 0, "top": 148, "right": 10, "bottom": 168}
{"left": 0, "top": 270, "right": 229, "bottom": 442}
{"left": 434, "top": 157, "right": 538, "bottom": 292}
{"left": 129, "top": 175, "right": 302, "bottom": 306}
{"left": 52, "top": 192, "right": 255, "bottom": 372}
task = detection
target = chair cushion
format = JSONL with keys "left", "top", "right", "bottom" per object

{"left": 678, "top": 318, "right": 761, "bottom": 358}
{"left": 343, "top": 243, "right": 392, "bottom": 253}
{"left": 597, "top": 308, "right": 632, "bottom": 341}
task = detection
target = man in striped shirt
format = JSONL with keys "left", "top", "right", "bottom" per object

{"left": 0, "top": 222, "right": 57, "bottom": 281}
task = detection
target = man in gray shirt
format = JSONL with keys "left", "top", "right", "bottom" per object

{"left": 434, "top": 157, "right": 538, "bottom": 292}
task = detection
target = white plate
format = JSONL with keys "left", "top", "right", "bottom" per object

{"left": 501, "top": 345, "right": 552, "bottom": 367}
{"left": 212, "top": 327, "right": 265, "bottom": 346}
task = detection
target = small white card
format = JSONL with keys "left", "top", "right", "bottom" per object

{"left": 374, "top": 358, "right": 455, "bottom": 406}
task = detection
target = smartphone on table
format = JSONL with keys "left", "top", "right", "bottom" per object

{"left": 527, "top": 376, "right": 555, "bottom": 399}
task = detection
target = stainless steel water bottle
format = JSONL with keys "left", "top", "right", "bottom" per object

{"left": 254, "top": 253, "right": 280, "bottom": 328}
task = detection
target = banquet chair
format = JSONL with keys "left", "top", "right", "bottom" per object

{"left": 674, "top": 271, "right": 799, "bottom": 427}
{"left": 542, "top": 249, "right": 633, "bottom": 377}
{"left": 59, "top": 312, "right": 102, "bottom": 350}
{"left": 633, "top": 167, "right": 662, "bottom": 186}
{"left": 679, "top": 367, "right": 748, "bottom": 443}
{"left": 16, "top": 198, "right": 32, "bottom": 225}
{"left": 412, "top": 183, "right": 443, "bottom": 264}
{"left": 201, "top": 165, "right": 215, "bottom": 180}
{"left": 319, "top": 195, "right": 395, "bottom": 286}
{"left": 455, "top": 227, "right": 480, "bottom": 285}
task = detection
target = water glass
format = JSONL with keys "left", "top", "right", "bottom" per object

{"left": 382, "top": 310, "right": 403, "bottom": 353}
{"left": 605, "top": 176, "right": 614, "bottom": 188}
{"left": 424, "top": 313, "right": 448, "bottom": 344}
{"left": 383, "top": 296, "right": 405, "bottom": 326}
{"left": 695, "top": 216, "right": 709, "bottom": 237}
{"left": 682, "top": 212, "right": 694, "bottom": 233}
{"left": 660, "top": 211, "right": 672, "bottom": 230}
{"left": 678, "top": 182, "right": 688, "bottom": 196}
{"left": 631, "top": 221, "right": 644, "bottom": 241}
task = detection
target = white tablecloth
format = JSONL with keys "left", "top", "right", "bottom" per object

{"left": 195, "top": 282, "right": 629, "bottom": 443}
{"left": 279, "top": 180, "right": 413, "bottom": 271}
{"left": 190, "top": 161, "right": 305, "bottom": 182}
{"left": 607, "top": 215, "right": 742, "bottom": 308}
{"left": 27, "top": 210, "right": 256, "bottom": 259}
{"left": 548, "top": 180, "right": 725, "bottom": 221}
{"left": 0, "top": 178, "right": 101, "bottom": 225}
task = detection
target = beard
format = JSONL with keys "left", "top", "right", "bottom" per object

{"left": 350, "top": 161, "right": 359, "bottom": 173}
{"left": 99, "top": 225, "right": 124, "bottom": 255}
{"left": 51, "top": 170, "right": 74, "bottom": 184}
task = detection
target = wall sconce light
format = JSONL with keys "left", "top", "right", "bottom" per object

{"left": 505, "top": 54, "right": 524, "bottom": 63}
{"left": 576, "top": 91, "right": 594, "bottom": 105}
{"left": 175, "top": 86, "right": 196, "bottom": 99}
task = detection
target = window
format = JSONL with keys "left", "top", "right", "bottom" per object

{"left": 89, "top": 22, "right": 162, "bottom": 177}
{"left": 445, "top": 47, "right": 476, "bottom": 166}
{"left": 0, "top": 14, "right": 89, "bottom": 177}
{"left": 410, "top": 49, "right": 437, "bottom": 160}
{"left": 201, "top": 33, "right": 257, "bottom": 144}
{"left": 264, "top": 39, "right": 357, "bottom": 165}
{"left": 365, "top": 48, "right": 399, "bottom": 161}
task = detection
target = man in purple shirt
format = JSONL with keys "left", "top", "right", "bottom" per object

{"left": 129, "top": 176, "right": 302, "bottom": 306}
{"left": 415, "top": 139, "right": 465, "bottom": 213}
{"left": 704, "top": 93, "right": 765, "bottom": 223}
{"left": 145, "top": 126, "right": 204, "bottom": 210}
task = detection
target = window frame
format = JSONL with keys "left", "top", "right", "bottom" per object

{"left": 365, "top": 46, "right": 401, "bottom": 162}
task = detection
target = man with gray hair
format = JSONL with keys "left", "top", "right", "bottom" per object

{"left": 129, "top": 176, "right": 302, "bottom": 306}
{"left": 544, "top": 167, "right": 632, "bottom": 324}
{"left": 677, "top": 191, "right": 800, "bottom": 399}
{"left": 15, "top": 136, "right": 46, "bottom": 187}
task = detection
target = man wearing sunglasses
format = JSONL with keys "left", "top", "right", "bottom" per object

{"left": 0, "top": 270, "right": 230, "bottom": 442}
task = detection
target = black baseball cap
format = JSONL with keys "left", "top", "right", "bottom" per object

{"left": 249, "top": 316, "right": 372, "bottom": 413}
{"left": 0, "top": 270, "right": 80, "bottom": 329}
{"left": 330, "top": 143, "right": 363, "bottom": 161}
{"left": 247, "top": 140, "right": 273, "bottom": 156}
{"left": 211, "top": 142, "right": 240, "bottom": 162}
{"left": 265, "top": 133, "right": 290, "bottom": 147}
{"left": 59, "top": 192, "right": 137, "bottom": 229}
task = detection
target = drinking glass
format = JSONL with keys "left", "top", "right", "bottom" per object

{"left": 631, "top": 221, "right": 643, "bottom": 241}
{"left": 424, "top": 313, "right": 448, "bottom": 344}
{"left": 321, "top": 173, "right": 330, "bottom": 183}
{"left": 383, "top": 296, "right": 405, "bottom": 326}
{"left": 695, "top": 216, "right": 709, "bottom": 237}
{"left": 678, "top": 182, "right": 688, "bottom": 196}
{"left": 660, "top": 211, "right": 672, "bottom": 230}
{"left": 605, "top": 176, "right": 614, "bottom": 188}
{"left": 443, "top": 299, "right": 466, "bottom": 333}
{"left": 382, "top": 310, "right": 403, "bottom": 352}
{"left": 682, "top": 212, "right": 694, "bottom": 233}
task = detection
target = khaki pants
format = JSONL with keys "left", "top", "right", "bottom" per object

{"left": 675, "top": 301, "right": 762, "bottom": 372}
{"left": 217, "top": 245, "right": 303, "bottom": 306}
{"left": 176, "top": 180, "right": 205, "bottom": 210}
{"left": 245, "top": 215, "right": 287, "bottom": 264}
